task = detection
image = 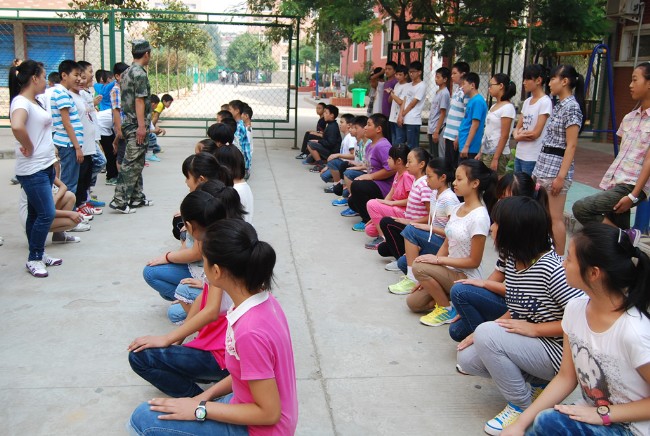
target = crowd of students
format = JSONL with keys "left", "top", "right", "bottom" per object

{"left": 298, "top": 60, "right": 650, "bottom": 435}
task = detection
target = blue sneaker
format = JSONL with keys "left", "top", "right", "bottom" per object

{"left": 146, "top": 154, "right": 161, "bottom": 162}
{"left": 352, "top": 221, "right": 366, "bottom": 232}
{"left": 332, "top": 197, "right": 348, "bottom": 207}
{"left": 87, "top": 198, "right": 106, "bottom": 208}
{"left": 340, "top": 208, "right": 359, "bottom": 217}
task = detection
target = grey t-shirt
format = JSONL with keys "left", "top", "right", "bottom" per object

{"left": 428, "top": 87, "right": 451, "bottom": 134}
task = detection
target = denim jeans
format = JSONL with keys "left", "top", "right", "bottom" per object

{"left": 320, "top": 168, "right": 333, "bottom": 183}
{"left": 128, "top": 345, "right": 229, "bottom": 398}
{"left": 167, "top": 283, "right": 203, "bottom": 324}
{"left": 390, "top": 121, "right": 406, "bottom": 145}
{"left": 397, "top": 255, "right": 407, "bottom": 273}
{"left": 404, "top": 124, "right": 421, "bottom": 150}
{"left": 143, "top": 263, "right": 192, "bottom": 301}
{"left": 16, "top": 165, "right": 56, "bottom": 261}
{"left": 526, "top": 409, "right": 633, "bottom": 436}
{"left": 401, "top": 225, "right": 444, "bottom": 256}
{"left": 148, "top": 132, "right": 161, "bottom": 154}
{"left": 128, "top": 393, "right": 248, "bottom": 436}
{"left": 91, "top": 148, "right": 107, "bottom": 187}
{"left": 449, "top": 283, "right": 508, "bottom": 342}
{"left": 57, "top": 146, "right": 80, "bottom": 194}
{"left": 514, "top": 157, "right": 536, "bottom": 176}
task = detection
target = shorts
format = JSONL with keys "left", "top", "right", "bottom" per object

{"left": 535, "top": 176, "right": 572, "bottom": 195}
{"left": 307, "top": 141, "right": 332, "bottom": 159}
{"left": 480, "top": 153, "right": 509, "bottom": 177}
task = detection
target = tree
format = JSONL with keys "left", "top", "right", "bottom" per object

{"left": 226, "top": 33, "right": 278, "bottom": 82}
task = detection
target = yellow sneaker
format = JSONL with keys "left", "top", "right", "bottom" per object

{"left": 388, "top": 276, "right": 416, "bottom": 295}
{"left": 419, "top": 305, "right": 458, "bottom": 326}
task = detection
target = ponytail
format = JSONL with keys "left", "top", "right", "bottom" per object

{"left": 458, "top": 159, "right": 497, "bottom": 215}
{"left": 182, "top": 152, "right": 233, "bottom": 187}
{"left": 180, "top": 190, "right": 228, "bottom": 230}
{"left": 9, "top": 60, "right": 45, "bottom": 106}
{"left": 492, "top": 73, "right": 516, "bottom": 101}
{"left": 196, "top": 179, "right": 246, "bottom": 220}
{"left": 550, "top": 64, "right": 586, "bottom": 131}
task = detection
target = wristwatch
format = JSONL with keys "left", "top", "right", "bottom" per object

{"left": 194, "top": 400, "right": 207, "bottom": 422}
{"left": 628, "top": 193, "right": 639, "bottom": 204}
{"left": 597, "top": 405, "right": 611, "bottom": 426}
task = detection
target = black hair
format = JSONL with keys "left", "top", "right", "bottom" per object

{"left": 161, "top": 93, "right": 173, "bottom": 102}
{"left": 523, "top": 64, "right": 548, "bottom": 86}
{"left": 353, "top": 115, "right": 368, "bottom": 128}
{"left": 492, "top": 73, "right": 516, "bottom": 101}
{"left": 457, "top": 159, "right": 497, "bottom": 214}
{"left": 242, "top": 104, "right": 253, "bottom": 119}
{"left": 385, "top": 61, "right": 398, "bottom": 70}
{"left": 150, "top": 94, "right": 160, "bottom": 105}
{"left": 197, "top": 138, "right": 217, "bottom": 153}
{"left": 452, "top": 61, "right": 470, "bottom": 77}
{"left": 113, "top": 62, "right": 129, "bottom": 76}
{"left": 388, "top": 143, "right": 410, "bottom": 164}
{"left": 215, "top": 145, "right": 246, "bottom": 181}
{"left": 340, "top": 113, "right": 355, "bottom": 124}
{"left": 180, "top": 190, "right": 231, "bottom": 234}
{"left": 409, "top": 147, "right": 430, "bottom": 168}
{"left": 409, "top": 60, "right": 423, "bottom": 72}
{"left": 229, "top": 99, "right": 244, "bottom": 114}
{"left": 316, "top": 102, "right": 326, "bottom": 108}
{"left": 491, "top": 196, "right": 552, "bottom": 265}
{"left": 95, "top": 69, "right": 105, "bottom": 84}
{"left": 196, "top": 179, "right": 246, "bottom": 220}
{"left": 9, "top": 60, "right": 45, "bottom": 104}
{"left": 221, "top": 117, "right": 237, "bottom": 138}
{"left": 77, "top": 60, "right": 91, "bottom": 71}
{"left": 133, "top": 49, "right": 150, "bottom": 60}
{"left": 182, "top": 152, "right": 233, "bottom": 187}
{"left": 207, "top": 122, "right": 235, "bottom": 145}
{"left": 464, "top": 72, "right": 480, "bottom": 88}
{"left": 217, "top": 110, "right": 233, "bottom": 120}
{"left": 48, "top": 71, "right": 61, "bottom": 84}
{"left": 396, "top": 64, "right": 409, "bottom": 75}
{"left": 58, "top": 59, "right": 81, "bottom": 76}
{"left": 324, "top": 104, "right": 339, "bottom": 118}
{"left": 202, "top": 219, "right": 275, "bottom": 293}
{"left": 427, "top": 157, "right": 454, "bottom": 187}
{"left": 550, "top": 64, "right": 586, "bottom": 131}
{"left": 369, "top": 66, "right": 383, "bottom": 80}
{"left": 436, "top": 67, "right": 451, "bottom": 82}
{"left": 369, "top": 113, "right": 389, "bottom": 138}
{"left": 573, "top": 223, "right": 650, "bottom": 319}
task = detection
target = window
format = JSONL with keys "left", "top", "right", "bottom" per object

{"left": 365, "top": 43, "right": 373, "bottom": 65}
{"left": 281, "top": 55, "right": 289, "bottom": 71}
{"left": 353, "top": 43, "right": 358, "bottom": 62}
{"left": 620, "top": 24, "right": 650, "bottom": 62}
{"left": 381, "top": 18, "right": 391, "bottom": 59}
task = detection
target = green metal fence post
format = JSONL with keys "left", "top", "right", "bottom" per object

{"left": 109, "top": 8, "right": 116, "bottom": 67}
{"left": 293, "top": 20, "right": 300, "bottom": 149}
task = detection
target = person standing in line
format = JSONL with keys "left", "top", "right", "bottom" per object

{"left": 381, "top": 61, "right": 398, "bottom": 139}
{"left": 400, "top": 60, "right": 427, "bottom": 150}
{"left": 109, "top": 40, "right": 153, "bottom": 214}
{"left": 428, "top": 67, "right": 451, "bottom": 158}
{"left": 442, "top": 61, "right": 470, "bottom": 170}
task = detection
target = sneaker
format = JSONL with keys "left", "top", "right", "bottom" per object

{"left": 10, "top": 177, "right": 19, "bottom": 185}
{"left": 77, "top": 203, "right": 103, "bottom": 215}
{"left": 80, "top": 214, "right": 92, "bottom": 224}
{"left": 388, "top": 276, "right": 417, "bottom": 294}
{"left": 365, "top": 237, "right": 384, "bottom": 250}
{"left": 26, "top": 260, "right": 48, "bottom": 277}
{"left": 69, "top": 222, "right": 91, "bottom": 232}
{"left": 52, "top": 232, "right": 81, "bottom": 244}
{"left": 87, "top": 198, "right": 105, "bottom": 208}
{"left": 105, "top": 178, "right": 117, "bottom": 186}
{"left": 309, "top": 163, "right": 325, "bottom": 172}
{"left": 295, "top": 152, "right": 308, "bottom": 159}
{"left": 109, "top": 200, "right": 136, "bottom": 214}
{"left": 484, "top": 403, "right": 523, "bottom": 435}
{"left": 385, "top": 260, "right": 401, "bottom": 271}
{"left": 352, "top": 221, "right": 366, "bottom": 232}
{"left": 323, "top": 185, "right": 335, "bottom": 194}
{"left": 340, "top": 208, "right": 359, "bottom": 217}
{"left": 146, "top": 154, "right": 161, "bottom": 162}
{"left": 130, "top": 199, "right": 154, "bottom": 208}
{"left": 455, "top": 363, "right": 471, "bottom": 376}
{"left": 420, "top": 305, "right": 458, "bottom": 327}
{"left": 302, "top": 156, "right": 315, "bottom": 165}
{"left": 624, "top": 228, "right": 641, "bottom": 247}
{"left": 530, "top": 383, "right": 547, "bottom": 401}
{"left": 332, "top": 197, "right": 348, "bottom": 207}
{"left": 42, "top": 253, "right": 63, "bottom": 266}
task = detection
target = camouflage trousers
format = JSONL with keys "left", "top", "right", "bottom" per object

{"left": 112, "top": 132, "right": 147, "bottom": 208}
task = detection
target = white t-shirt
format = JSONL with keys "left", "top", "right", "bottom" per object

{"left": 516, "top": 95, "right": 553, "bottom": 162}
{"left": 339, "top": 133, "right": 356, "bottom": 154}
{"left": 234, "top": 181, "right": 254, "bottom": 224}
{"left": 389, "top": 82, "right": 407, "bottom": 123}
{"left": 563, "top": 297, "right": 650, "bottom": 436}
{"left": 373, "top": 82, "right": 384, "bottom": 114}
{"left": 70, "top": 91, "right": 96, "bottom": 156}
{"left": 403, "top": 81, "right": 427, "bottom": 125}
{"left": 95, "top": 109, "right": 114, "bottom": 136}
{"left": 81, "top": 88, "right": 101, "bottom": 141}
{"left": 40, "top": 86, "right": 56, "bottom": 114}
{"left": 11, "top": 95, "right": 57, "bottom": 177}
{"left": 444, "top": 203, "right": 490, "bottom": 279}
{"left": 482, "top": 102, "right": 516, "bottom": 155}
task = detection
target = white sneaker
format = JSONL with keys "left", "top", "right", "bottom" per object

{"left": 484, "top": 403, "right": 523, "bottom": 435}
{"left": 42, "top": 253, "right": 63, "bottom": 266}
{"left": 69, "top": 222, "right": 91, "bottom": 232}
{"left": 26, "top": 260, "right": 48, "bottom": 277}
{"left": 384, "top": 260, "right": 401, "bottom": 271}
{"left": 80, "top": 214, "right": 92, "bottom": 224}
{"left": 52, "top": 232, "right": 81, "bottom": 244}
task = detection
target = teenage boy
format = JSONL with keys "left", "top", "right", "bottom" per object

{"left": 228, "top": 99, "right": 252, "bottom": 177}
{"left": 381, "top": 61, "right": 398, "bottom": 119}
{"left": 98, "top": 69, "right": 117, "bottom": 111}
{"left": 145, "top": 95, "right": 164, "bottom": 162}
{"left": 296, "top": 102, "right": 326, "bottom": 159}
{"left": 98, "top": 62, "right": 128, "bottom": 185}
{"left": 306, "top": 104, "right": 342, "bottom": 170}
{"left": 331, "top": 115, "right": 371, "bottom": 200}
{"left": 242, "top": 103, "right": 254, "bottom": 159}
{"left": 400, "top": 60, "right": 427, "bottom": 150}
{"left": 386, "top": 64, "right": 408, "bottom": 146}
{"left": 50, "top": 60, "right": 84, "bottom": 194}
{"left": 457, "top": 72, "right": 487, "bottom": 161}
{"left": 428, "top": 67, "right": 451, "bottom": 158}
{"left": 442, "top": 61, "right": 470, "bottom": 169}
{"left": 41, "top": 72, "right": 60, "bottom": 113}
{"left": 151, "top": 93, "right": 173, "bottom": 126}
{"left": 320, "top": 113, "right": 356, "bottom": 183}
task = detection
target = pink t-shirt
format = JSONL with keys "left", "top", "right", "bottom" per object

{"left": 184, "top": 283, "right": 228, "bottom": 369}
{"left": 405, "top": 175, "right": 432, "bottom": 220}
{"left": 226, "top": 293, "right": 298, "bottom": 435}
{"left": 392, "top": 171, "right": 415, "bottom": 202}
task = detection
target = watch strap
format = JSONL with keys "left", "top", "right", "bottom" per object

{"left": 601, "top": 412, "right": 612, "bottom": 426}
{"left": 628, "top": 193, "right": 639, "bottom": 204}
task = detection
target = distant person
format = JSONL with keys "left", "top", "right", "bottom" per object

{"left": 442, "top": 61, "right": 470, "bottom": 169}
{"left": 400, "top": 61, "right": 427, "bottom": 150}
{"left": 427, "top": 67, "right": 450, "bottom": 158}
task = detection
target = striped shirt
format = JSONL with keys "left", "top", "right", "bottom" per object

{"left": 442, "top": 86, "right": 469, "bottom": 141}
{"left": 236, "top": 119, "right": 252, "bottom": 170}
{"left": 405, "top": 175, "right": 433, "bottom": 219}
{"left": 503, "top": 250, "right": 584, "bottom": 372}
{"left": 50, "top": 84, "right": 83, "bottom": 148}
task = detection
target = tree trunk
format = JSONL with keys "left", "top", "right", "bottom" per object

{"left": 397, "top": 20, "right": 411, "bottom": 64}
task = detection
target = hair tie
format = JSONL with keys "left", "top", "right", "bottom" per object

{"left": 509, "top": 81, "right": 514, "bottom": 86}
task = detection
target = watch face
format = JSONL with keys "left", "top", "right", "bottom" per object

{"left": 195, "top": 406, "right": 207, "bottom": 420}
{"left": 597, "top": 405, "right": 610, "bottom": 415}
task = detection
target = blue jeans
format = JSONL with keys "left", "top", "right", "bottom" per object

{"left": 91, "top": 148, "right": 107, "bottom": 188}
{"left": 526, "top": 409, "right": 633, "bottom": 436}
{"left": 514, "top": 158, "right": 536, "bottom": 176}
{"left": 167, "top": 283, "right": 203, "bottom": 324}
{"left": 128, "top": 393, "right": 247, "bottom": 436}
{"left": 57, "top": 146, "right": 80, "bottom": 194}
{"left": 16, "top": 165, "right": 56, "bottom": 261}
{"left": 320, "top": 168, "right": 333, "bottom": 183}
{"left": 404, "top": 124, "right": 421, "bottom": 150}
{"left": 343, "top": 169, "right": 364, "bottom": 181}
{"left": 449, "top": 283, "right": 508, "bottom": 342}
{"left": 148, "top": 132, "right": 161, "bottom": 154}
{"left": 128, "top": 345, "right": 229, "bottom": 398}
{"left": 397, "top": 255, "right": 407, "bottom": 274}
{"left": 390, "top": 121, "right": 406, "bottom": 145}
{"left": 401, "top": 225, "right": 444, "bottom": 256}
{"left": 143, "top": 263, "right": 192, "bottom": 301}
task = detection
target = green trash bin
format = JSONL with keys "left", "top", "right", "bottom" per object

{"left": 351, "top": 88, "right": 367, "bottom": 108}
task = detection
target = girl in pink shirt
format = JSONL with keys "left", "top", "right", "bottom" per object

{"left": 129, "top": 219, "right": 298, "bottom": 436}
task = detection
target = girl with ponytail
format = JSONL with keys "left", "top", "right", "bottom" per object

{"left": 130, "top": 219, "right": 298, "bottom": 436}
{"left": 504, "top": 223, "right": 650, "bottom": 436}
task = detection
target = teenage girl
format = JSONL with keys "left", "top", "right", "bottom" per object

{"left": 364, "top": 143, "right": 415, "bottom": 247}
{"left": 456, "top": 196, "right": 583, "bottom": 436}
{"left": 129, "top": 219, "right": 298, "bottom": 435}
{"left": 478, "top": 73, "right": 516, "bottom": 177}
{"left": 377, "top": 147, "right": 432, "bottom": 265}
{"left": 503, "top": 224, "right": 650, "bottom": 436}
{"left": 407, "top": 160, "right": 496, "bottom": 327}
{"left": 513, "top": 64, "right": 552, "bottom": 176}
{"left": 532, "top": 64, "right": 585, "bottom": 256}
{"left": 195, "top": 139, "right": 217, "bottom": 154}
{"left": 215, "top": 145, "right": 254, "bottom": 224}
{"left": 387, "top": 157, "right": 458, "bottom": 294}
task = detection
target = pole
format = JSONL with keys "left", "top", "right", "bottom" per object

{"left": 315, "top": 30, "right": 320, "bottom": 99}
{"left": 634, "top": 3, "right": 646, "bottom": 67}
{"left": 109, "top": 8, "right": 116, "bottom": 68}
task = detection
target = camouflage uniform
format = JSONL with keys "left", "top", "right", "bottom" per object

{"left": 112, "top": 62, "right": 152, "bottom": 208}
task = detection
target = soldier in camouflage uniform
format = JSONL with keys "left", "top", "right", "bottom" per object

{"left": 109, "top": 40, "right": 153, "bottom": 214}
